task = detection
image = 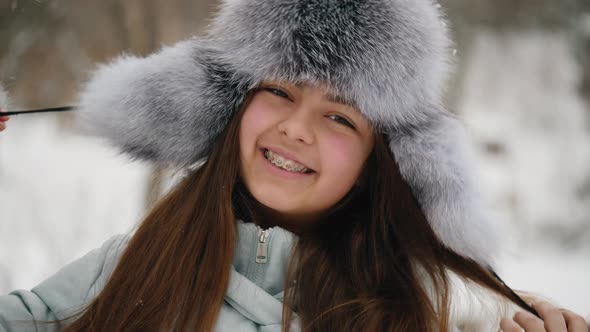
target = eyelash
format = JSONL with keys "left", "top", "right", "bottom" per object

{"left": 327, "top": 114, "right": 355, "bottom": 129}
{"left": 264, "top": 87, "right": 290, "bottom": 99}
{"left": 262, "top": 87, "right": 355, "bottom": 129}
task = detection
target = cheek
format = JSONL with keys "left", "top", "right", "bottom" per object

{"left": 240, "top": 100, "right": 277, "bottom": 149}
{"left": 320, "top": 135, "right": 366, "bottom": 184}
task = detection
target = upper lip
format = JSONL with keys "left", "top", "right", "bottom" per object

{"left": 262, "top": 146, "right": 315, "bottom": 171}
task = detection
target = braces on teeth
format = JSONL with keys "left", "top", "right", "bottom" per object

{"left": 264, "top": 149, "right": 310, "bottom": 173}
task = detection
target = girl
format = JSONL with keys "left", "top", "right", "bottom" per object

{"left": 0, "top": 0, "right": 588, "bottom": 331}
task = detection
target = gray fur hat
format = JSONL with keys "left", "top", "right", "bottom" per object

{"left": 76, "top": 0, "right": 497, "bottom": 266}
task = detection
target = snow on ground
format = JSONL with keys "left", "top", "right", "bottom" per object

{"left": 458, "top": 29, "right": 590, "bottom": 317}
{"left": 459, "top": 30, "right": 590, "bottom": 232}
{"left": 0, "top": 113, "right": 148, "bottom": 292}
{"left": 498, "top": 244, "right": 590, "bottom": 317}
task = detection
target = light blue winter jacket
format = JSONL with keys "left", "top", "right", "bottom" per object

{"left": 0, "top": 220, "right": 297, "bottom": 332}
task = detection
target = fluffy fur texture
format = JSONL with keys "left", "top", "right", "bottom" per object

{"left": 76, "top": 0, "right": 497, "bottom": 265}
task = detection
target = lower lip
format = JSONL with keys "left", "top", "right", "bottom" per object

{"left": 260, "top": 149, "right": 315, "bottom": 179}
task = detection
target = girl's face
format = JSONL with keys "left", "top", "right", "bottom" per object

{"left": 239, "top": 81, "right": 374, "bottom": 231}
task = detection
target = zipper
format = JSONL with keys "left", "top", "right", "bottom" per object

{"left": 256, "top": 226, "right": 270, "bottom": 264}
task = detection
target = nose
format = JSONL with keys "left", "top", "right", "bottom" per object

{"left": 276, "top": 106, "right": 315, "bottom": 144}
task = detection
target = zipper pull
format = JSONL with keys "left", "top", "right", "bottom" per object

{"left": 256, "top": 227, "right": 270, "bottom": 264}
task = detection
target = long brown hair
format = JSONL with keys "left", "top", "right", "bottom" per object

{"left": 63, "top": 95, "right": 531, "bottom": 331}
{"left": 281, "top": 131, "right": 531, "bottom": 331}
{"left": 63, "top": 96, "right": 245, "bottom": 331}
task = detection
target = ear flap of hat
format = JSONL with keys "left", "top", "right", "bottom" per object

{"left": 75, "top": 38, "right": 250, "bottom": 166}
{"left": 389, "top": 111, "right": 497, "bottom": 266}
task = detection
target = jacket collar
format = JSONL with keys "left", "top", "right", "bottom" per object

{"left": 225, "top": 219, "right": 296, "bottom": 326}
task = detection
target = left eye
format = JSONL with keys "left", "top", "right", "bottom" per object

{"left": 328, "top": 114, "right": 354, "bottom": 129}
{"left": 263, "top": 87, "right": 290, "bottom": 99}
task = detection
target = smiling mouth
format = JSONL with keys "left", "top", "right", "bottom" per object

{"left": 261, "top": 148, "right": 316, "bottom": 174}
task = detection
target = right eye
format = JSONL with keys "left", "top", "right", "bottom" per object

{"left": 263, "top": 87, "right": 290, "bottom": 100}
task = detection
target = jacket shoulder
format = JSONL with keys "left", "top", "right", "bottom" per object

{"left": 0, "top": 234, "right": 129, "bottom": 331}
{"left": 33, "top": 234, "right": 130, "bottom": 315}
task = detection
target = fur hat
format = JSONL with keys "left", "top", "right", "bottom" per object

{"left": 76, "top": 0, "right": 497, "bottom": 266}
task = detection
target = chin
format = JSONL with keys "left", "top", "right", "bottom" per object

{"left": 251, "top": 188, "right": 302, "bottom": 213}
{"left": 256, "top": 193, "right": 295, "bottom": 211}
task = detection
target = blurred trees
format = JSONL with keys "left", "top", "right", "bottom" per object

{"left": 444, "top": 0, "right": 590, "bottom": 108}
{"left": 0, "top": 0, "right": 215, "bottom": 207}
{"left": 2, "top": 0, "right": 588, "bottom": 108}
{"left": 444, "top": 0, "right": 590, "bottom": 242}
{"left": 2, "top": 0, "right": 588, "bottom": 124}
{"left": 0, "top": 0, "right": 214, "bottom": 109}
{"left": 446, "top": 0, "right": 580, "bottom": 28}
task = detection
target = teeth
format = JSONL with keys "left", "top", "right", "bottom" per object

{"left": 264, "top": 149, "right": 311, "bottom": 173}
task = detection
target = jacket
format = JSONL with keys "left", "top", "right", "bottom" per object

{"left": 0, "top": 220, "right": 296, "bottom": 332}
{"left": 0, "top": 219, "right": 512, "bottom": 332}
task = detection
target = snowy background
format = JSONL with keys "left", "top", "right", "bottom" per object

{"left": 1, "top": 0, "right": 589, "bottom": 321}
